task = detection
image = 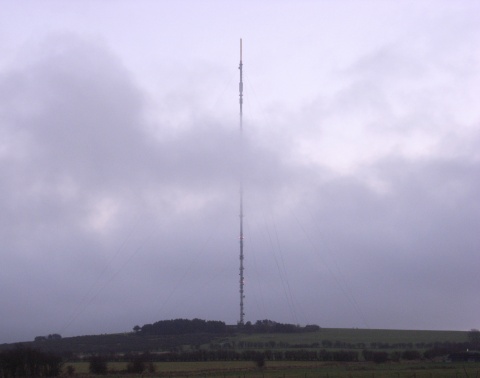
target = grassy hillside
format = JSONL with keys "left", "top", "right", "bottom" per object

{"left": 1, "top": 327, "right": 468, "bottom": 356}
{"left": 228, "top": 328, "right": 468, "bottom": 347}
{"left": 0, "top": 332, "right": 220, "bottom": 355}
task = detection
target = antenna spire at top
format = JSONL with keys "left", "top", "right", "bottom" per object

{"left": 240, "top": 38, "right": 243, "bottom": 61}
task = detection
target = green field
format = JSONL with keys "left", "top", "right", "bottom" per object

{"left": 226, "top": 328, "right": 468, "bottom": 346}
{"left": 66, "top": 360, "right": 480, "bottom": 377}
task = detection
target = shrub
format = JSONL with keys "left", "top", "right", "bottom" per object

{"left": 402, "top": 350, "right": 421, "bottom": 360}
{"left": 89, "top": 355, "right": 107, "bottom": 375}
{"left": 66, "top": 365, "right": 75, "bottom": 376}
{"left": 126, "top": 354, "right": 145, "bottom": 373}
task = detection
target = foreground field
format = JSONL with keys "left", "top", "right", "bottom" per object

{"left": 67, "top": 361, "right": 480, "bottom": 377}
{"left": 3, "top": 326, "right": 475, "bottom": 377}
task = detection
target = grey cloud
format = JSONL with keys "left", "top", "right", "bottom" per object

{"left": 1, "top": 29, "right": 480, "bottom": 343}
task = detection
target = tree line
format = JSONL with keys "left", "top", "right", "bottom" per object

{"left": 0, "top": 346, "right": 62, "bottom": 377}
{"left": 34, "top": 334, "right": 62, "bottom": 342}
{"left": 135, "top": 318, "right": 227, "bottom": 335}
{"left": 85, "top": 347, "right": 479, "bottom": 367}
{"left": 242, "top": 319, "right": 320, "bottom": 333}
{"left": 135, "top": 318, "right": 321, "bottom": 336}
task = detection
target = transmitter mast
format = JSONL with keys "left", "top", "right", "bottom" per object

{"left": 238, "top": 38, "right": 245, "bottom": 326}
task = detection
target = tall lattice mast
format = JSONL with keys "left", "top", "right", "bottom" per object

{"left": 238, "top": 38, "right": 245, "bottom": 326}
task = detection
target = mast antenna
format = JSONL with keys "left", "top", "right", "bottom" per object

{"left": 238, "top": 38, "right": 245, "bottom": 326}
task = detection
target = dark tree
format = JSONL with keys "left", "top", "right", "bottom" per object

{"left": 89, "top": 355, "right": 107, "bottom": 375}
{"left": 126, "top": 354, "right": 145, "bottom": 373}
{"left": 468, "top": 329, "right": 480, "bottom": 348}
{"left": 0, "top": 346, "right": 62, "bottom": 377}
{"left": 66, "top": 365, "right": 75, "bottom": 376}
{"left": 42, "top": 352, "right": 63, "bottom": 376}
{"left": 254, "top": 353, "right": 265, "bottom": 368}
{"left": 362, "top": 350, "right": 389, "bottom": 363}
{"left": 304, "top": 324, "right": 321, "bottom": 332}
{"left": 402, "top": 350, "right": 421, "bottom": 360}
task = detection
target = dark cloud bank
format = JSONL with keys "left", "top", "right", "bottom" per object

{"left": 1, "top": 35, "right": 479, "bottom": 343}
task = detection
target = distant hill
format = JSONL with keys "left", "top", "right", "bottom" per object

{"left": 0, "top": 318, "right": 319, "bottom": 355}
{"left": 0, "top": 319, "right": 469, "bottom": 357}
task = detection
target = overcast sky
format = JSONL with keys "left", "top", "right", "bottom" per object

{"left": 1, "top": 1, "right": 480, "bottom": 344}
